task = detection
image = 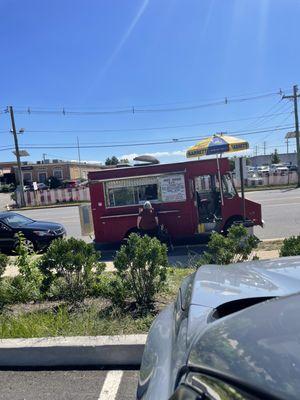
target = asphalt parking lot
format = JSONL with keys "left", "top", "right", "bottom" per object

{"left": 0, "top": 369, "right": 139, "bottom": 400}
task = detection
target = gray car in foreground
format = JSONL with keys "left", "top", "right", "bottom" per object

{"left": 137, "top": 256, "right": 300, "bottom": 400}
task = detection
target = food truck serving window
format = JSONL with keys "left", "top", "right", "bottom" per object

{"left": 105, "top": 174, "right": 186, "bottom": 207}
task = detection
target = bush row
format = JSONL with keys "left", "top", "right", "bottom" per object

{"left": 0, "top": 228, "right": 298, "bottom": 314}
{"left": 0, "top": 232, "right": 168, "bottom": 314}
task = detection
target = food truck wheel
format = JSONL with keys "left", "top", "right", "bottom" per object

{"left": 122, "top": 228, "right": 140, "bottom": 243}
{"left": 223, "top": 216, "right": 243, "bottom": 235}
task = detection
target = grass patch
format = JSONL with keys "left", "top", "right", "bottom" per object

{"left": 0, "top": 268, "right": 194, "bottom": 339}
{"left": 0, "top": 306, "right": 154, "bottom": 338}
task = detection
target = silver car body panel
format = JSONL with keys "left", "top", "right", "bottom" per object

{"left": 138, "top": 256, "right": 300, "bottom": 400}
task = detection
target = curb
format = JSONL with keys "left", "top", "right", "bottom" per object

{"left": 0, "top": 335, "right": 147, "bottom": 368}
{"left": 261, "top": 238, "right": 285, "bottom": 242}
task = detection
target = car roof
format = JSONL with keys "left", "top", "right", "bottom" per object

{"left": 188, "top": 292, "right": 300, "bottom": 400}
{"left": 191, "top": 256, "right": 300, "bottom": 309}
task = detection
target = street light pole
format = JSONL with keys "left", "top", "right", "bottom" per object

{"left": 77, "top": 136, "right": 82, "bottom": 179}
{"left": 283, "top": 85, "right": 300, "bottom": 187}
{"left": 9, "top": 106, "right": 26, "bottom": 207}
{"left": 293, "top": 85, "right": 300, "bottom": 186}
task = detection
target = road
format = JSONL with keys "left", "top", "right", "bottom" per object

{"left": 20, "top": 206, "right": 85, "bottom": 240}
{"left": 0, "top": 369, "right": 139, "bottom": 400}
{"left": 246, "top": 187, "right": 300, "bottom": 239}
{"left": 1, "top": 187, "right": 299, "bottom": 241}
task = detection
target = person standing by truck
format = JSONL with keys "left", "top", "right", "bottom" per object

{"left": 137, "top": 201, "right": 173, "bottom": 249}
{"left": 137, "top": 201, "right": 159, "bottom": 237}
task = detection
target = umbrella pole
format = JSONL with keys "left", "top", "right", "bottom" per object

{"left": 216, "top": 154, "right": 224, "bottom": 205}
{"left": 239, "top": 157, "right": 246, "bottom": 221}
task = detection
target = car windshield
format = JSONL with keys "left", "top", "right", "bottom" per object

{"left": 2, "top": 213, "right": 34, "bottom": 228}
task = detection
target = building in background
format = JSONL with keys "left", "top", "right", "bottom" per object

{"left": 250, "top": 152, "right": 297, "bottom": 167}
{"left": 5, "top": 159, "right": 104, "bottom": 184}
{"left": 0, "top": 161, "right": 17, "bottom": 185}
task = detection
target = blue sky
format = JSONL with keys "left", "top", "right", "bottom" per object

{"left": 0, "top": 0, "right": 299, "bottom": 164}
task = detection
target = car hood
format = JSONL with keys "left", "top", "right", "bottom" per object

{"left": 187, "top": 293, "right": 300, "bottom": 400}
{"left": 21, "top": 221, "right": 64, "bottom": 231}
{"left": 190, "top": 256, "right": 300, "bottom": 308}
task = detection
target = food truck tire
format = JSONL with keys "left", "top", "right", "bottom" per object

{"left": 123, "top": 228, "right": 140, "bottom": 242}
{"left": 223, "top": 216, "right": 243, "bottom": 235}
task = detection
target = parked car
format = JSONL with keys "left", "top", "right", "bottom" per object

{"left": 0, "top": 211, "right": 66, "bottom": 252}
{"left": 257, "top": 165, "right": 270, "bottom": 175}
{"left": 138, "top": 257, "right": 300, "bottom": 400}
{"left": 288, "top": 164, "right": 298, "bottom": 172}
{"left": 270, "top": 164, "right": 289, "bottom": 174}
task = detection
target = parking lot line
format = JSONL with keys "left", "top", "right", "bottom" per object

{"left": 98, "top": 370, "right": 124, "bottom": 400}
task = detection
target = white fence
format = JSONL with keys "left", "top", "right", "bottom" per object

{"left": 16, "top": 187, "right": 90, "bottom": 207}
{"left": 234, "top": 171, "right": 298, "bottom": 188}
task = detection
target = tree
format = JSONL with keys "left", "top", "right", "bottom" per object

{"left": 119, "top": 158, "right": 129, "bottom": 164}
{"left": 105, "top": 156, "right": 119, "bottom": 166}
{"left": 271, "top": 149, "right": 281, "bottom": 164}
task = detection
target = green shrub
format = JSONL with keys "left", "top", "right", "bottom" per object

{"left": 198, "top": 224, "right": 259, "bottom": 266}
{"left": 0, "top": 254, "right": 8, "bottom": 278}
{"left": 38, "top": 237, "right": 104, "bottom": 304}
{"left": 10, "top": 192, "right": 16, "bottom": 202}
{"left": 0, "top": 184, "right": 14, "bottom": 193}
{"left": 113, "top": 233, "right": 168, "bottom": 312}
{"left": 5, "top": 275, "right": 41, "bottom": 303}
{"left": 11, "top": 232, "right": 43, "bottom": 303}
{"left": 0, "top": 254, "right": 9, "bottom": 309}
{"left": 280, "top": 236, "right": 300, "bottom": 257}
{"left": 92, "top": 273, "right": 128, "bottom": 308}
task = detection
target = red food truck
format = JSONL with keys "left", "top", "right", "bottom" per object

{"left": 89, "top": 158, "right": 262, "bottom": 246}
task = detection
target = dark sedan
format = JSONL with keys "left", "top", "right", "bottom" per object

{"left": 138, "top": 256, "right": 300, "bottom": 400}
{"left": 0, "top": 211, "right": 66, "bottom": 252}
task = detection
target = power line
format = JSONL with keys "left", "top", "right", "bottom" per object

{"left": 11, "top": 124, "right": 294, "bottom": 147}
{"left": 0, "top": 88, "right": 289, "bottom": 113}
{"left": 2, "top": 91, "right": 284, "bottom": 117}
{"left": 0, "top": 111, "right": 292, "bottom": 135}
{"left": 4, "top": 125, "right": 292, "bottom": 150}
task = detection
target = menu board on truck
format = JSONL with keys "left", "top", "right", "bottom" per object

{"left": 159, "top": 174, "right": 186, "bottom": 202}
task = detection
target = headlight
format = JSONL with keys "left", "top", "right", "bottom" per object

{"left": 33, "top": 230, "right": 53, "bottom": 236}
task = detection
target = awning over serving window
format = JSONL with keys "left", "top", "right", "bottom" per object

{"left": 106, "top": 176, "right": 158, "bottom": 189}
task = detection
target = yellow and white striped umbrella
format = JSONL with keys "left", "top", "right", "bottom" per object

{"left": 186, "top": 134, "right": 249, "bottom": 158}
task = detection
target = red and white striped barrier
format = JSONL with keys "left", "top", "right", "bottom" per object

{"left": 16, "top": 187, "right": 90, "bottom": 207}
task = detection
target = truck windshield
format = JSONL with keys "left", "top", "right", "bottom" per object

{"left": 222, "top": 174, "right": 237, "bottom": 198}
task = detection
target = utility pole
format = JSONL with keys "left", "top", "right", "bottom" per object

{"left": 283, "top": 85, "right": 300, "bottom": 186}
{"left": 286, "top": 139, "right": 289, "bottom": 154}
{"left": 77, "top": 136, "right": 82, "bottom": 179}
{"left": 263, "top": 141, "right": 266, "bottom": 155}
{"left": 9, "top": 106, "right": 26, "bottom": 207}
